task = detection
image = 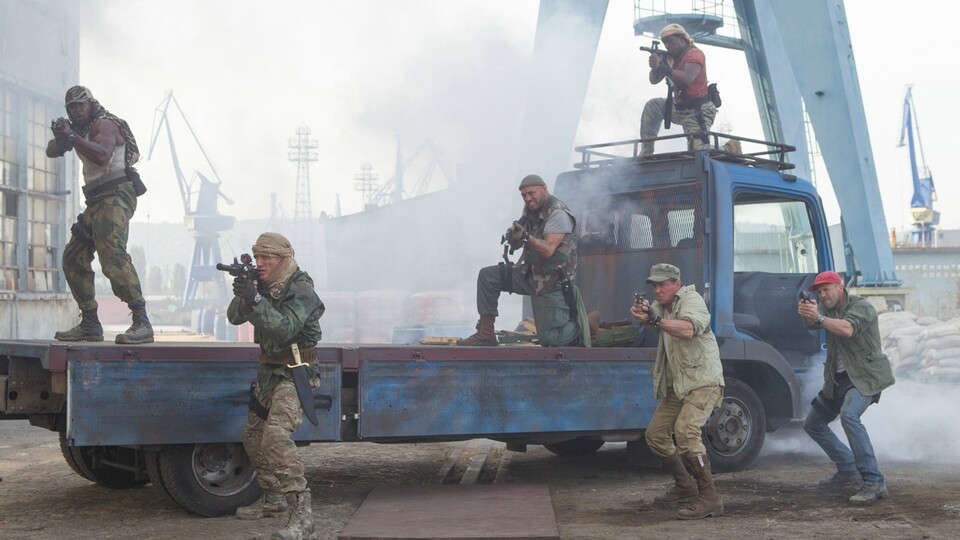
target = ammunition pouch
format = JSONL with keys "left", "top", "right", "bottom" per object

{"left": 708, "top": 83, "right": 721, "bottom": 107}
{"left": 249, "top": 381, "right": 269, "bottom": 421}
{"left": 126, "top": 166, "right": 147, "bottom": 197}
{"left": 70, "top": 214, "right": 95, "bottom": 248}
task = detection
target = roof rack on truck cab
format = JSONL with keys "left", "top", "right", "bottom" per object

{"left": 574, "top": 131, "right": 796, "bottom": 171}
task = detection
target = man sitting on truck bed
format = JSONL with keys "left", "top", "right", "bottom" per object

{"left": 227, "top": 232, "right": 325, "bottom": 540}
{"left": 631, "top": 263, "right": 725, "bottom": 520}
{"left": 457, "top": 174, "right": 587, "bottom": 347}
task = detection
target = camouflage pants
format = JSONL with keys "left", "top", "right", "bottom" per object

{"left": 476, "top": 264, "right": 580, "bottom": 347}
{"left": 62, "top": 183, "right": 144, "bottom": 312}
{"left": 242, "top": 379, "right": 307, "bottom": 494}
{"left": 645, "top": 385, "right": 723, "bottom": 457}
{"left": 640, "top": 97, "right": 717, "bottom": 154}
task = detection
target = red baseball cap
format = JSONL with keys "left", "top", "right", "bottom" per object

{"left": 809, "top": 271, "right": 842, "bottom": 291}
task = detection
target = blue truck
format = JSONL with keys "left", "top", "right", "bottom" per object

{"left": 1, "top": 134, "right": 832, "bottom": 516}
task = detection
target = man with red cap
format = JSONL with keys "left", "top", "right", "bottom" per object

{"left": 798, "top": 271, "right": 895, "bottom": 503}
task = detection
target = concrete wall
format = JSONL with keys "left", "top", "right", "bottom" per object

{"left": 0, "top": 0, "right": 80, "bottom": 338}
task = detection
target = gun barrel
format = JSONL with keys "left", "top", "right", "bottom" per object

{"left": 215, "top": 263, "right": 232, "bottom": 272}
{"left": 639, "top": 46, "right": 670, "bottom": 58}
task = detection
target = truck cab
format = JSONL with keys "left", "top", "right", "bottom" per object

{"left": 559, "top": 134, "right": 831, "bottom": 467}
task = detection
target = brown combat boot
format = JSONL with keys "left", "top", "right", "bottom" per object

{"left": 456, "top": 314, "right": 498, "bottom": 346}
{"left": 272, "top": 490, "right": 315, "bottom": 540}
{"left": 677, "top": 453, "right": 724, "bottom": 519}
{"left": 115, "top": 301, "right": 154, "bottom": 345}
{"left": 236, "top": 490, "right": 289, "bottom": 520}
{"left": 54, "top": 309, "right": 104, "bottom": 342}
{"left": 587, "top": 311, "right": 601, "bottom": 337}
{"left": 653, "top": 451, "right": 699, "bottom": 503}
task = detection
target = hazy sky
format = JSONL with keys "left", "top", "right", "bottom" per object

{"left": 78, "top": 0, "right": 958, "bottom": 233}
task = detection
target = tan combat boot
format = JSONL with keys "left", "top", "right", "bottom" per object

{"left": 456, "top": 314, "right": 498, "bottom": 346}
{"left": 640, "top": 141, "right": 656, "bottom": 158}
{"left": 236, "top": 490, "right": 289, "bottom": 520}
{"left": 54, "top": 309, "right": 104, "bottom": 342}
{"left": 115, "top": 301, "right": 155, "bottom": 344}
{"left": 272, "top": 490, "right": 315, "bottom": 540}
{"left": 677, "top": 453, "right": 724, "bottom": 519}
{"left": 653, "top": 451, "right": 699, "bottom": 504}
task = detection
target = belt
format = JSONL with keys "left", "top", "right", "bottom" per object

{"left": 82, "top": 174, "right": 131, "bottom": 201}
{"left": 674, "top": 96, "right": 710, "bottom": 110}
{"left": 259, "top": 345, "right": 317, "bottom": 366}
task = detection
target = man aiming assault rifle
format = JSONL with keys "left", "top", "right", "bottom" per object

{"left": 638, "top": 24, "right": 720, "bottom": 157}
{"left": 226, "top": 233, "right": 325, "bottom": 540}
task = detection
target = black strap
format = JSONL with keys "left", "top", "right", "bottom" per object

{"left": 248, "top": 381, "right": 269, "bottom": 421}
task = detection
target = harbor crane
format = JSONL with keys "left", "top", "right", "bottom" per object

{"left": 898, "top": 87, "right": 938, "bottom": 246}
{"left": 147, "top": 92, "right": 235, "bottom": 308}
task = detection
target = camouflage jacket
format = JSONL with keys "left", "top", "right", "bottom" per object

{"left": 228, "top": 269, "right": 325, "bottom": 392}
{"left": 518, "top": 195, "right": 577, "bottom": 294}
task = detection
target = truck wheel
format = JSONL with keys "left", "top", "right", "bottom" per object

{"left": 147, "top": 443, "right": 260, "bottom": 517}
{"left": 544, "top": 438, "right": 605, "bottom": 456}
{"left": 58, "top": 431, "right": 149, "bottom": 489}
{"left": 703, "top": 378, "right": 765, "bottom": 472}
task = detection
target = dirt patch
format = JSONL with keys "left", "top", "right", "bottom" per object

{"left": 1, "top": 421, "right": 956, "bottom": 539}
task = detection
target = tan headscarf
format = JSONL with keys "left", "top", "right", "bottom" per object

{"left": 659, "top": 23, "right": 693, "bottom": 45}
{"left": 252, "top": 233, "right": 299, "bottom": 300}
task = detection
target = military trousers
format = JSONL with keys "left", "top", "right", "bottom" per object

{"left": 475, "top": 264, "right": 580, "bottom": 347}
{"left": 640, "top": 97, "right": 717, "bottom": 153}
{"left": 645, "top": 385, "right": 723, "bottom": 457}
{"left": 62, "top": 183, "right": 144, "bottom": 312}
{"left": 242, "top": 378, "right": 308, "bottom": 494}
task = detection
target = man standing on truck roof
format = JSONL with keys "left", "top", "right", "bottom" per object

{"left": 798, "top": 271, "right": 895, "bottom": 503}
{"left": 631, "top": 263, "right": 725, "bottom": 520}
{"left": 47, "top": 85, "right": 154, "bottom": 345}
{"left": 457, "top": 174, "right": 590, "bottom": 347}
{"left": 228, "top": 233, "right": 325, "bottom": 540}
{"left": 640, "top": 23, "right": 718, "bottom": 157}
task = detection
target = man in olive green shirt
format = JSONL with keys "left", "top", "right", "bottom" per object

{"left": 631, "top": 263, "right": 724, "bottom": 520}
{"left": 798, "top": 271, "right": 895, "bottom": 504}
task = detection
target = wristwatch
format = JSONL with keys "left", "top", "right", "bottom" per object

{"left": 815, "top": 314, "right": 825, "bottom": 326}
{"left": 649, "top": 314, "right": 662, "bottom": 328}
{"left": 251, "top": 293, "right": 263, "bottom": 306}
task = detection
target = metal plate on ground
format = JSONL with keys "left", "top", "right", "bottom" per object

{"left": 339, "top": 484, "right": 559, "bottom": 539}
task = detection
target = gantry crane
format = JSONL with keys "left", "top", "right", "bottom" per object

{"left": 147, "top": 92, "right": 235, "bottom": 308}
{"left": 898, "top": 87, "right": 938, "bottom": 246}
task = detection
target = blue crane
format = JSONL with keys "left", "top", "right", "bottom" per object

{"left": 898, "top": 87, "right": 938, "bottom": 246}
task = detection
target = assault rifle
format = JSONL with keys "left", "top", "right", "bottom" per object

{"left": 639, "top": 40, "right": 674, "bottom": 128}
{"left": 216, "top": 253, "right": 256, "bottom": 280}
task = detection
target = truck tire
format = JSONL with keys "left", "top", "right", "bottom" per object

{"left": 58, "top": 431, "right": 149, "bottom": 489}
{"left": 703, "top": 377, "right": 765, "bottom": 472}
{"left": 544, "top": 438, "right": 605, "bottom": 456}
{"left": 146, "top": 443, "right": 260, "bottom": 517}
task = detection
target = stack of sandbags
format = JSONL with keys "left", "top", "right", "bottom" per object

{"left": 879, "top": 311, "right": 960, "bottom": 379}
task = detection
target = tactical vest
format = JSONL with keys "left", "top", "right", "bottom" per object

{"left": 519, "top": 195, "right": 577, "bottom": 294}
